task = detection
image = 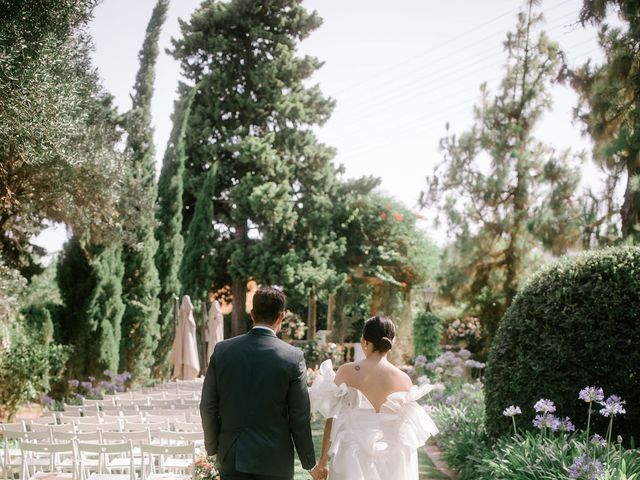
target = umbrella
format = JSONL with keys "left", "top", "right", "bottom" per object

{"left": 170, "top": 295, "right": 200, "bottom": 380}
{"left": 206, "top": 300, "right": 224, "bottom": 362}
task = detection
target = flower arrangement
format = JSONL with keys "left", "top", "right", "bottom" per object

{"left": 193, "top": 453, "right": 220, "bottom": 480}
{"left": 445, "top": 317, "right": 481, "bottom": 343}
{"left": 280, "top": 310, "right": 307, "bottom": 340}
{"left": 301, "top": 341, "right": 345, "bottom": 369}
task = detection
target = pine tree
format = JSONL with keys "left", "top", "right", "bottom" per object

{"left": 153, "top": 84, "right": 195, "bottom": 379}
{"left": 422, "top": 1, "right": 582, "bottom": 341}
{"left": 120, "top": 0, "right": 168, "bottom": 382}
{"left": 172, "top": 0, "right": 342, "bottom": 335}
{"left": 562, "top": 0, "right": 640, "bottom": 242}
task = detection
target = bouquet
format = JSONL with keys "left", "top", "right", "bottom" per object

{"left": 193, "top": 453, "right": 220, "bottom": 480}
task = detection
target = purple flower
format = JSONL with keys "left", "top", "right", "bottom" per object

{"left": 103, "top": 369, "right": 115, "bottom": 379}
{"left": 464, "top": 360, "right": 486, "bottom": 369}
{"left": 80, "top": 381, "right": 92, "bottom": 390}
{"left": 590, "top": 434, "right": 607, "bottom": 447}
{"left": 40, "top": 395, "right": 55, "bottom": 407}
{"left": 502, "top": 405, "right": 522, "bottom": 417}
{"left": 533, "top": 414, "right": 560, "bottom": 431}
{"left": 599, "top": 395, "right": 626, "bottom": 417}
{"left": 414, "top": 355, "right": 427, "bottom": 367}
{"left": 533, "top": 399, "right": 556, "bottom": 414}
{"left": 579, "top": 386, "right": 604, "bottom": 404}
{"left": 88, "top": 376, "right": 96, "bottom": 382}
{"left": 68, "top": 379, "right": 79, "bottom": 388}
{"left": 568, "top": 455, "right": 604, "bottom": 480}
{"left": 74, "top": 393, "right": 84, "bottom": 400}
{"left": 557, "top": 416, "right": 575, "bottom": 433}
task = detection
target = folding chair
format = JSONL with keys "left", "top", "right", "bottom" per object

{"left": 75, "top": 422, "right": 120, "bottom": 434}
{"left": 76, "top": 442, "right": 134, "bottom": 480}
{"left": 172, "top": 422, "right": 201, "bottom": 433}
{"left": 140, "top": 443, "right": 196, "bottom": 480}
{"left": 19, "top": 441, "right": 75, "bottom": 480}
{"left": 50, "top": 424, "right": 76, "bottom": 434}
{"left": 0, "top": 423, "right": 26, "bottom": 480}
{"left": 29, "top": 416, "right": 58, "bottom": 427}
{"left": 154, "top": 432, "right": 202, "bottom": 447}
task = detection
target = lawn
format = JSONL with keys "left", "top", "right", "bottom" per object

{"left": 293, "top": 417, "right": 447, "bottom": 480}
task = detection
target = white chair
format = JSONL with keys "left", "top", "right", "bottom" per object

{"left": 76, "top": 442, "right": 134, "bottom": 480}
{"left": 19, "top": 441, "right": 75, "bottom": 480}
{"left": 140, "top": 443, "right": 196, "bottom": 480}
{"left": 154, "top": 431, "right": 202, "bottom": 447}
{"left": 75, "top": 422, "right": 121, "bottom": 434}
{"left": 172, "top": 422, "right": 201, "bottom": 433}
{"left": 62, "top": 405, "right": 84, "bottom": 415}
{"left": 99, "top": 431, "right": 149, "bottom": 477}
{"left": 29, "top": 416, "right": 58, "bottom": 427}
{"left": 50, "top": 424, "right": 76, "bottom": 434}
{"left": 2, "top": 430, "right": 52, "bottom": 477}
{"left": 0, "top": 423, "right": 26, "bottom": 480}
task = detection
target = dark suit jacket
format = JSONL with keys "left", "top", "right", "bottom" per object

{"left": 200, "top": 327, "right": 316, "bottom": 477}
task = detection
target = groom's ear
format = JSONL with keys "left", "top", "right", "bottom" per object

{"left": 249, "top": 309, "right": 255, "bottom": 322}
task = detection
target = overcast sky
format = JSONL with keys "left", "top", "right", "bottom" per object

{"left": 35, "top": 0, "right": 605, "bottom": 253}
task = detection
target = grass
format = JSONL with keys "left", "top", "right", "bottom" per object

{"left": 293, "top": 417, "right": 449, "bottom": 480}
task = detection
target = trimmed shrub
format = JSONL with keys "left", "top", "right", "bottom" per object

{"left": 413, "top": 310, "right": 443, "bottom": 360}
{"left": 485, "top": 247, "right": 640, "bottom": 442}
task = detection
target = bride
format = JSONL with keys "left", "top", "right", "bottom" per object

{"left": 309, "top": 316, "right": 439, "bottom": 480}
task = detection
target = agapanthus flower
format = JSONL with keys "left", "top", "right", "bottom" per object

{"left": 599, "top": 395, "right": 626, "bottom": 417}
{"left": 80, "top": 381, "right": 93, "bottom": 390}
{"left": 557, "top": 416, "right": 575, "bottom": 433}
{"left": 103, "top": 369, "right": 115, "bottom": 378}
{"left": 40, "top": 395, "right": 55, "bottom": 407}
{"left": 533, "top": 399, "right": 556, "bottom": 414}
{"left": 417, "top": 375, "right": 430, "bottom": 385}
{"left": 414, "top": 355, "right": 427, "bottom": 367}
{"left": 464, "top": 359, "right": 485, "bottom": 369}
{"left": 579, "top": 386, "right": 604, "bottom": 404}
{"left": 74, "top": 393, "right": 84, "bottom": 400}
{"left": 568, "top": 455, "right": 604, "bottom": 480}
{"left": 68, "top": 379, "right": 79, "bottom": 388}
{"left": 458, "top": 349, "right": 472, "bottom": 360}
{"left": 502, "top": 405, "right": 522, "bottom": 417}
{"left": 590, "top": 434, "right": 607, "bottom": 447}
{"left": 533, "top": 414, "right": 560, "bottom": 431}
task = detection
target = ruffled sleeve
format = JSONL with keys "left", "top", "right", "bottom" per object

{"left": 382, "top": 382, "right": 439, "bottom": 448}
{"left": 309, "top": 359, "right": 349, "bottom": 418}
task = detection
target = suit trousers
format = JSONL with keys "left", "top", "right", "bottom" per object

{"left": 218, "top": 441, "right": 293, "bottom": 480}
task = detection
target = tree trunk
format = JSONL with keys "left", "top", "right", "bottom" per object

{"left": 307, "top": 291, "right": 317, "bottom": 340}
{"left": 621, "top": 87, "right": 640, "bottom": 241}
{"left": 231, "top": 279, "right": 246, "bottom": 337}
{"left": 326, "top": 294, "right": 335, "bottom": 331}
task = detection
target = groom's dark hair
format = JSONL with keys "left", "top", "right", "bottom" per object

{"left": 252, "top": 286, "right": 286, "bottom": 324}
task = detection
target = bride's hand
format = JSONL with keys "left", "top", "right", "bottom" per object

{"left": 309, "top": 464, "right": 328, "bottom": 480}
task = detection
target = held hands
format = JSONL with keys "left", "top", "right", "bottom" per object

{"left": 309, "top": 463, "right": 328, "bottom": 480}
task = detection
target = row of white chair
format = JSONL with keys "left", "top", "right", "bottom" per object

{"left": 2, "top": 429, "right": 203, "bottom": 480}
{"left": 17, "top": 439, "right": 197, "bottom": 480}
{"left": 48, "top": 409, "right": 201, "bottom": 423}
{"left": 21, "top": 418, "right": 201, "bottom": 434}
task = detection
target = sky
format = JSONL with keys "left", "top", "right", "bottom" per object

{"left": 34, "top": 0, "right": 606, "bottom": 254}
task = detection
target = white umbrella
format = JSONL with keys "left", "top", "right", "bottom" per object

{"left": 206, "top": 300, "right": 224, "bottom": 362}
{"left": 170, "top": 295, "right": 200, "bottom": 380}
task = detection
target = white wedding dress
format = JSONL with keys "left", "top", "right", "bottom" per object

{"left": 309, "top": 360, "right": 439, "bottom": 480}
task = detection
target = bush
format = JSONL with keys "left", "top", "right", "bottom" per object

{"left": 431, "top": 392, "right": 490, "bottom": 480}
{"left": 0, "top": 327, "right": 68, "bottom": 421}
{"left": 413, "top": 310, "right": 443, "bottom": 360}
{"left": 485, "top": 247, "right": 640, "bottom": 442}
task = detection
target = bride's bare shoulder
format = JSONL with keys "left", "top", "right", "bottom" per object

{"left": 390, "top": 364, "right": 414, "bottom": 389}
{"left": 334, "top": 362, "right": 357, "bottom": 384}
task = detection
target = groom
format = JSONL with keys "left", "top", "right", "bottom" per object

{"left": 200, "top": 286, "right": 326, "bottom": 480}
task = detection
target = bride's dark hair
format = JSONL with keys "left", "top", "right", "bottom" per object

{"left": 362, "top": 316, "right": 396, "bottom": 353}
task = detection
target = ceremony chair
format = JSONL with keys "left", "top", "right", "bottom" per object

{"left": 140, "top": 443, "right": 196, "bottom": 480}
{"left": 19, "top": 441, "right": 76, "bottom": 480}
{"left": 76, "top": 442, "right": 134, "bottom": 480}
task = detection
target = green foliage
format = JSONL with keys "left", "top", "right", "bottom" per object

{"left": 422, "top": 4, "right": 583, "bottom": 343}
{"left": 0, "top": 0, "right": 126, "bottom": 274}
{"left": 179, "top": 165, "right": 219, "bottom": 304}
{"left": 413, "top": 310, "right": 443, "bottom": 360}
{"left": 154, "top": 85, "right": 196, "bottom": 378}
{"left": 564, "top": 0, "right": 640, "bottom": 242}
{"left": 431, "top": 391, "right": 490, "bottom": 480}
{"left": 0, "top": 326, "right": 68, "bottom": 421}
{"left": 485, "top": 246, "right": 640, "bottom": 442}
{"left": 119, "top": 0, "right": 168, "bottom": 383}
{"left": 172, "top": 0, "right": 343, "bottom": 335}
{"left": 56, "top": 238, "right": 124, "bottom": 378}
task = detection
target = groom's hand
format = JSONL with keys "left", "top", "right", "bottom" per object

{"left": 309, "top": 464, "right": 328, "bottom": 480}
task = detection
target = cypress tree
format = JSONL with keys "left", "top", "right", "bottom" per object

{"left": 172, "top": 0, "right": 342, "bottom": 336}
{"left": 57, "top": 238, "right": 124, "bottom": 377}
{"left": 153, "top": 84, "right": 195, "bottom": 379}
{"left": 179, "top": 164, "right": 220, "bottom": 304}
{"left": 120, "top": 0, "right": 168, "bottom": 382}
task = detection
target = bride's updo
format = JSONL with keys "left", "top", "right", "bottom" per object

{"left": 362, "top": 316, "right": 396, "bottom": 353}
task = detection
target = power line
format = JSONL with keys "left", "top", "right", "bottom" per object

{"left": 331, "top": 0, "right": 575, "bottom": 96}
